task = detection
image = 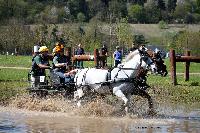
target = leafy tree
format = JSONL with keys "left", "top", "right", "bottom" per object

{"left": 0, "top": 0, "right": 28, "bottom": 23}
{"left": 153, "top": 0, "right": 166, "bottom": 20}
{"left": 0, "top": 0, "right": 200, "bottom": 25}
{"left": 167, "top": 0, "right": 177, "bottom": 13}
{"left": 77, "top": 12, "right": 86, "bottom": 22}
{"left": 128, "top": 0, "right": 147, "bottom": 6}
{"left": 144, "top": 0, "right": 160, "bottom": 23}
{"left": 108, "top": 0, "right": 127, "bottom": 22}
{"left": 128, "top": 4, "right": 145, "bottom": 23}
{"left": 173, "top": 1, "right": 194, "bottom": 23}
{"left": 157, "top": 0, "right": 166, "bottom": 10}
{"left": 174, "top": 31, "right": 200, "bottom": 56}
{"left": 158, "top": 20, "right": 168, "bottom": 29}
{"left": 26, "top": 2, "right": 44, "bottom": 24}
{"left": 101, "top": 0, "right": 110, "bottom": 7}
{"left": 133, "top": 34, "right": 147, "bottom": 46}
{"left": 87, "top": 0, "right": 103, "bottom": 18}
{"left": 115, "top": 18, "right": 133, "bottom": 48}
{"left": 68, "top": 0, "right": 88, "bottom": 22}
{"left": 57, "top": 7, "right": 66, "bottom": 23}
{"left": 197, "top": 0, "right": 200, "bottom": 9}
{"left": 0, "top": 19, "right": 36, "bottom": 54}
{"left": 185, "top": 13, "right": 195, "bottom": 24}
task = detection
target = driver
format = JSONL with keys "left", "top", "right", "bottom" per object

{"left": 53, "top": 43, "right": 76, "bottom": 83}
{"left": 30, "top": 46, "right": 51, "bottom": 87}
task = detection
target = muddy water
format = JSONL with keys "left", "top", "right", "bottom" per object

{"left": 0, "top": 103, "right": 200, "bottom": 133}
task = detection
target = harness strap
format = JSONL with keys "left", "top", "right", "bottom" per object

{"left": 113, "top": 65, "right": 141, "bottom": 80}
{"left": 120, "top": 69, "right": 129, "bottom": 79}
{"left": 81, "top": 68, "right": 89, "bottom": 85}
{"left": 75, "top": 69, "right": 82, "bottom": 86}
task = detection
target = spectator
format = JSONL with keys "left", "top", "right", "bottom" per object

{"left": 76, "top": 43, "right": 85, "bottom": 68}
{"left": 100, "top": 44, "right": 108, "bottom": 68}
{"left": 113, "top": 46, "right": 122, "bottom": 67}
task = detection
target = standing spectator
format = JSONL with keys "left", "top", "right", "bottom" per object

{"left": 76, "top": 43, "right": 85, "bottom": 68}
{"left": 100, "top": 44, "right": 108, "bottom": 68}
{"left": 113, "top": 46, "right": 122, "bottom": 67}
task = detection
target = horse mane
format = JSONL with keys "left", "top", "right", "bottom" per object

{"left": 125, "top": 49, "right": 139, "bottom": 62}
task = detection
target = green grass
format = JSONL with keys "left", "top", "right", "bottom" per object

{"left": 164, "top": 58, "right": 200, "bottom": 73}
{"left": 148, "top": 74, "right": 200, "bottom": 103}
{"left": 0, "top": 55, "right": 32, "bottom": 68}
{"left": 0, "top": 68, "right": 29, "bottom": 81}
{"left": 0, "top": 82, "right": 28, "bottom": 105}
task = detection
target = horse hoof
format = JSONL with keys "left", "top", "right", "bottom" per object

{"left": 125, "top": 106, "right": 129, "bottom": 113}
{"left": 77, "top": 101, "right": 82, "bottom": 107}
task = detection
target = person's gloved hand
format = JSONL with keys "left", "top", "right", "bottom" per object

{"left": 62, "top": 63, "right": 67, "bottom": 66}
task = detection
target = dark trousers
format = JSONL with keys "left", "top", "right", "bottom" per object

{"left": 114, "top": 60, "right": 121, "bottom": 67}
{"left": 77, "top": 61, "right": 83, "bottom": 68}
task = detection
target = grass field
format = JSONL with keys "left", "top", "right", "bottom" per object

{"left": 148, "top": 74, "right": 200, "bottom": 103}
{"left": 0, "top": 68, "right": 29, "bottom": 81}
{"left": 0, "top": 55, "right": 32, "bottom": 68}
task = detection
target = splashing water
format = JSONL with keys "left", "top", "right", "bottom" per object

{"left": 8, "top": 92, "right": 158, "bottom": 118}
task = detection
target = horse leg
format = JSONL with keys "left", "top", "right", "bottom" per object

{"left": 125, "top": 93, "right": 132, "bottom": 114}
{"left": 137, "top": 89, "right": 155, "bottom": 115}
{"left": 113, "top": 89, "right": 129, "bottom": 114}
{"left": 74, "top": 87, "right": 84, "bottom": 107}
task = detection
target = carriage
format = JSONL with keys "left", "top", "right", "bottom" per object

{"left": 27, "top": 66, "right": 150, "bottom": 98}
{"left": 27, "top": 69, "right": 76, "bottom": 97}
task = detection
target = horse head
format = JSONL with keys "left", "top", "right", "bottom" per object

{"left": 138, "top": 47, "right": 157, "bottom": 74}
{"left": 146, "top": 49, "right": 168, "bottom": 77}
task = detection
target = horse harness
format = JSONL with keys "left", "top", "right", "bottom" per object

{"left": 75, "top": 50, "right": 152, "bottom": 89}
{"left": 112, "top": 50, "right": 152, "bottom": 81}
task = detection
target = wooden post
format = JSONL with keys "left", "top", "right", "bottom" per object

{"left": 170, "top": 49, "right": 177, "bottom": 85}
{"left": 94, "top": 49, "right": 99, "bottom": 68}
{"left": 65, "top": 47, "right": 71, "bottom": 66}
{"left": 185, "top": 50, "right": 190, "bottom": 81}
{"left": 72, "top": 48, "right": 76, "bottom": 67}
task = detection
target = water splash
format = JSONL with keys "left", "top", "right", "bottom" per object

{"left": 8, "top": 94, "right": 121, "bottom": 117}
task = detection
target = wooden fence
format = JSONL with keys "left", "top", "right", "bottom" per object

{"left": 169, "top": 49, "right": 200, "bottom": 85}
{"left": 65, "top": 47, "right": 107, "bottom": 68}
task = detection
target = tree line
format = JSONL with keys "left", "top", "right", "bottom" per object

{"left": 1, "top": 0, "right": 200, "bottom": 24}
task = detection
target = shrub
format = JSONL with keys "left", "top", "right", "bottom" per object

{"left": 158, "top": 20, "right": 168, "bottom": 29}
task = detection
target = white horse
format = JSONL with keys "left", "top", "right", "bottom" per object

{"left": 73, "top": 48, "right": 157, "bottom": 114}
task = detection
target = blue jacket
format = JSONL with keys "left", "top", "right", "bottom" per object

{"left": 114, "top": 50, "right": 122, "bottom": 61}
{"left": 76, "top": 48, "right": 84, "bottom": 55}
